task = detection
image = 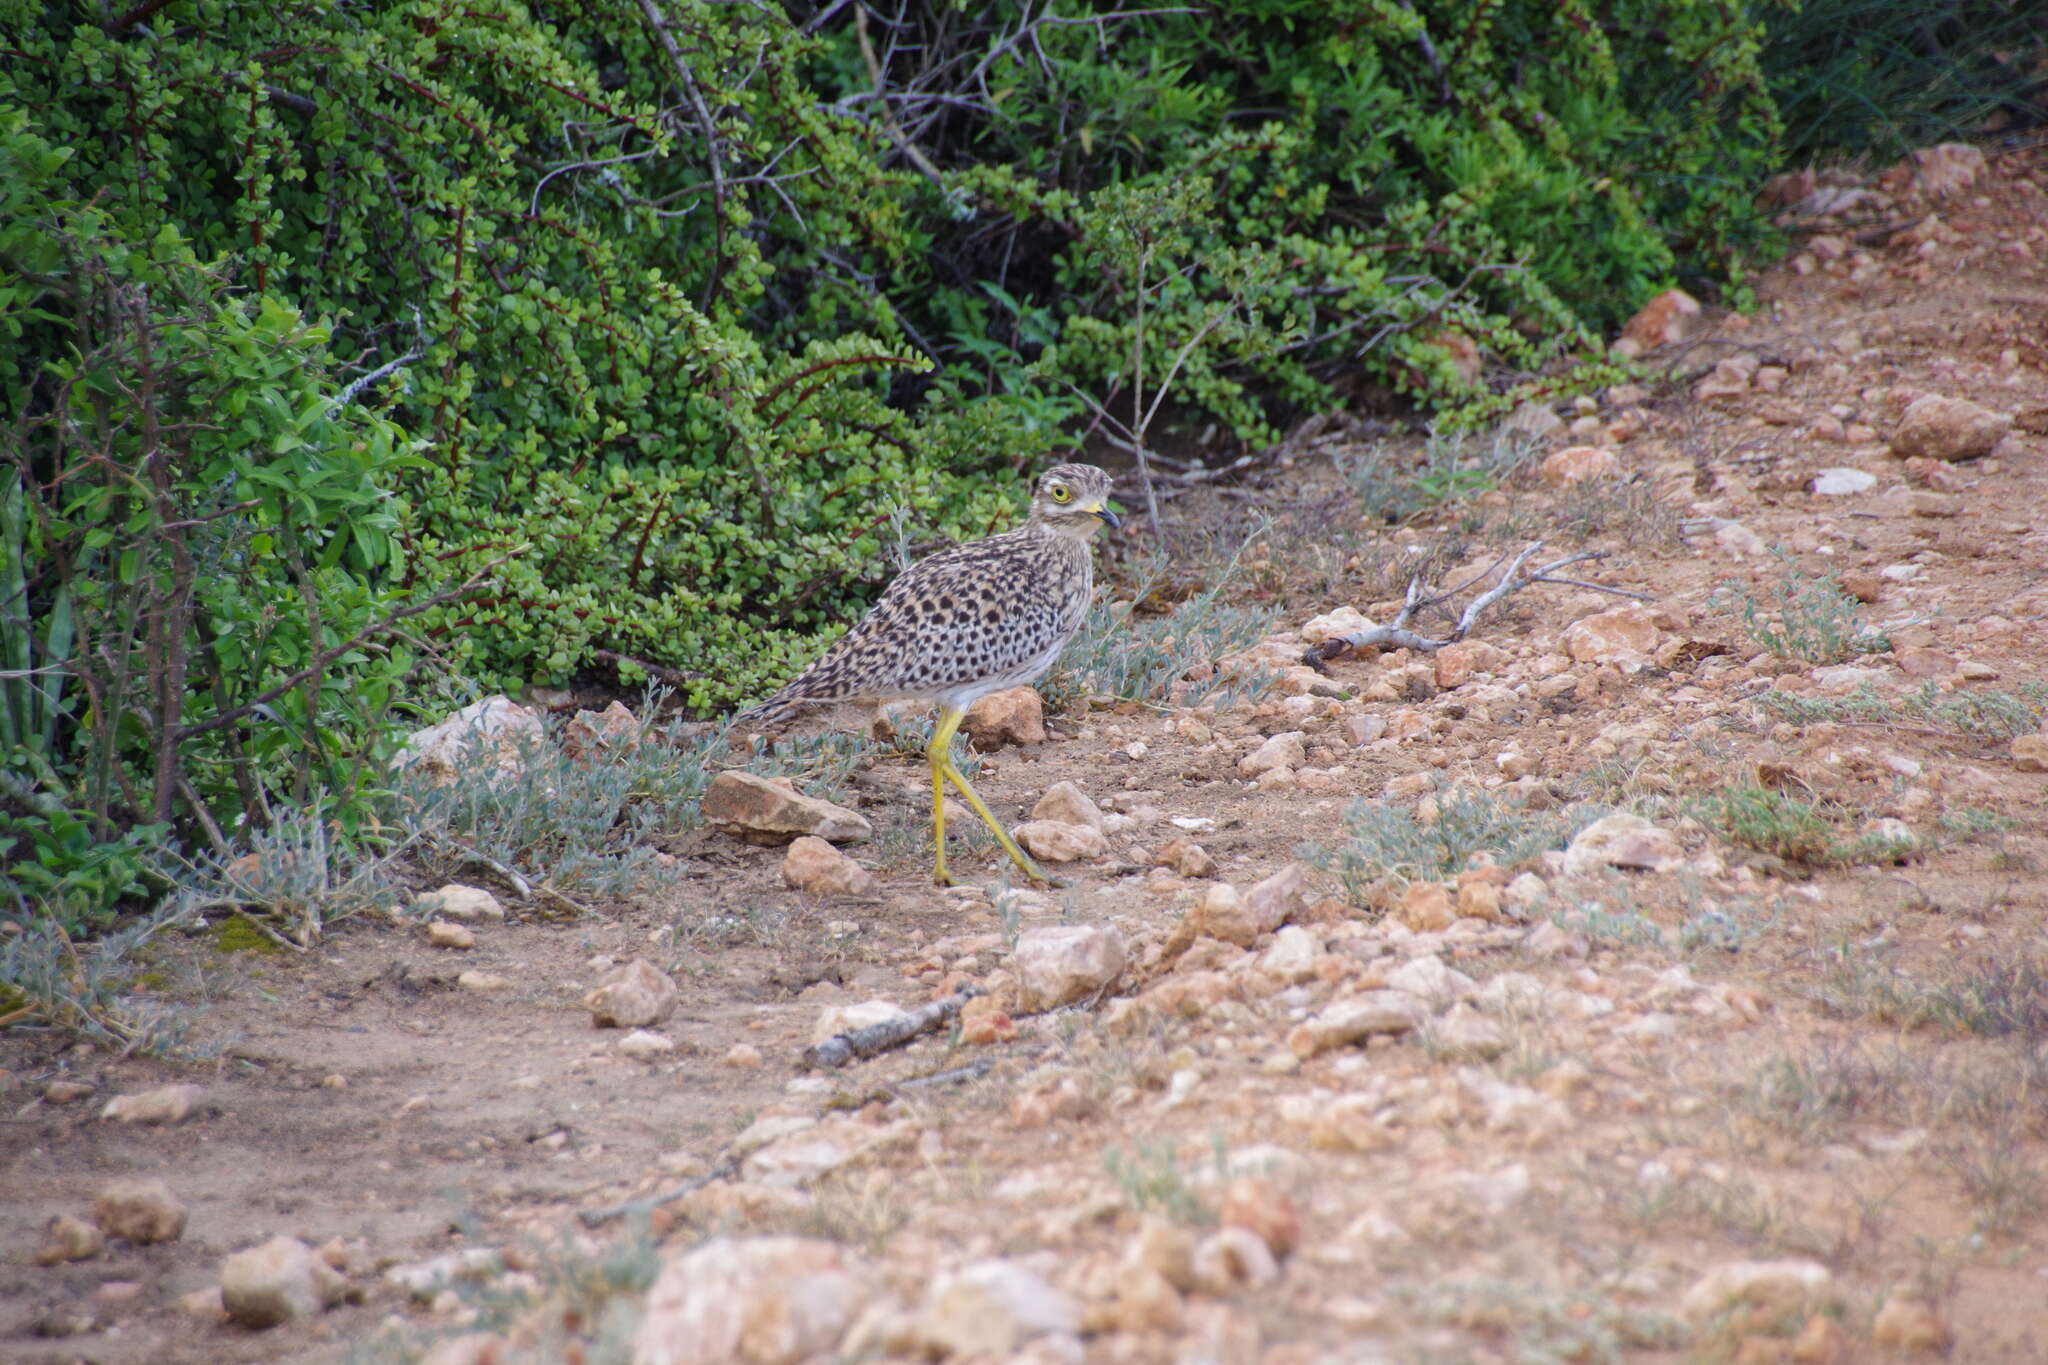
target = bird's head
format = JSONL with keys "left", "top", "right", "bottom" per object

{"left": 1030, "top": 462, "right": 1120, "bottom": 539}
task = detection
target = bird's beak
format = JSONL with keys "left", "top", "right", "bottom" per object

{"left": 1087, "top": 502, "right": 1121, "bottom": 530}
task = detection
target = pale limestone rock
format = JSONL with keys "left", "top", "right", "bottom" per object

{"left": 1030, "top": 781, "right": 1104, "bottom": 831}
{"left": 1189, "top": 1227, "right": 1280, "bottom": 1294}
{"left": 1459, "top": 1067, "right": 1570, "bottom": 1137}
{"left": 1433, "top": 640, "right": 1505, "bottom": 688}
{"left": 1398, "top": 881, "right": 1455, "bottom": 932}
{"left": 1174, "top": 882, "right": 1258, "bottom": 950}
{"left": 1694, "top": 357, "right": 1757, "bottom": 402}
{"left": 93, "top": 1178, "right": 186, "bottom": 1243}
{"left": 1238, "top": 731, "right": 1305, "bottom": 778}
{"left": 1384, "top": 953, "right": 1473, "bottom": 1000}
{"left": 1012, "top": 819, "right": 1109, "bottom": 863}
{"left": 1259, "top": 926, "right": 1319, "bottom": 983}
{"left": 1890, "top": 393, "right": 2011, "bottom": 461}
{"left": 1014, "top": 925, "right": 1126, "bottom": 1012}
{"left": 1902, "top": 141, "right": 1985, "bottom": 197}
{"left": 1871, "top": 1296, "right": 1952, "bottom": 1353}
{"left": 781, "top": 835, "right": 875, "bottom": 896}
{"left": 1613, "top": 288, "right": 1701, "bottom": 358}
{"left": 702, "top": 770, "right": 872, "bottom": 845}
{"left": 561, "top": 699, "right": 641, "bottom": 763}
{"left": 220, "top": 1235, "right": 347, "bottom": 1328}
{"left": 1715, "top": 521, "right": 1769, "bottom": 557}
{"left": 1299, "top": 606, "right": 1373, "bottom": 644}
{"left": 100, "top": 1083, "right": 203, "bottom": 1125}
{"left": 962, "top": 687, "right": 1046, "bottom": 748}
{"left": 918, "top": 1259, "right": 1080, "bottom": 1357}
{"left": 1429, "top": 1002, "right": 1507, "bottom": 1060}
{"left": 1219, "top": 1178, "right": 1299, "bottom": 1257}
{"left": 391, "top": 696, "right": 543, "bottom": 784}
{"left": 618, "top": 1029, "right": 676, "bottom": 1060}
{"left": 426, "top": 920, "right": 476, "bottom": 949}
{"left": 33, "top": 1214, "right": 104, "bottom": 1265}
{"left": 1561, "top": 606, "right": 1663, "bottom": 666}
{"left": 1809, "top": 467, "right": 1876, "bottom": 496}
{"left": 631, "top": 1236, "right": 863, "bottom": 1365}
{"left": 456, "top": 971, "right": 513, "bottom": 992}
{"left": 811, "top": 999, "right": 907, "bottom": 1046}
{"left": 2009, "top": 732, "right": 2048, "bottom": 773}
{"left": 1563, "top": 813, "right": 1683, "bottom": 876}
{"left": 384, "top": 1248, "right": 504, "bottom": 1302}
{"left": 1679, "top": 1259, "right": 1835, "bottom": 1324}
{"left": 1244, "top": 862, "right": 1310, "bottom": 932}
{"left": 1504, "top": 399, "right": 1565, "bottom": 438}
{"left": 414, "top": 884, "right": 505, "bottom": 921}
{"left": 1287, "top": 990, "right": 1425, "bottom": 1059}
{"left": 584, "top": 958, "right": 678, "bottom": 1029}
{"left": 1540, "top": 445, "right": 1620, "bottom": 486}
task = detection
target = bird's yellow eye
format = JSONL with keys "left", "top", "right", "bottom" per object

{"left": 1049, "top": 484, "right": 1073, "bottom": 503}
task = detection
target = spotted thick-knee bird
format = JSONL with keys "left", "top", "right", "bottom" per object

{"left": 734, "top": 463, "right": 1119, "bottom": 885}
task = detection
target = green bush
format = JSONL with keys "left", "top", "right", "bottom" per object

{"left": 4, "top": 0, "right": 1793, "bottom": 724}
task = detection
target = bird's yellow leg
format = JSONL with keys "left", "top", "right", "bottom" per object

{"left": 928, "top": 723, "right": 954, "bottom": 886}
{"left": 929, "top": 706, "right": 1049, "bottom": 885}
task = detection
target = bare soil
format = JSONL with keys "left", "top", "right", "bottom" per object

{"left": 5, "top": 141, "right": 2048, "bottom": 1364}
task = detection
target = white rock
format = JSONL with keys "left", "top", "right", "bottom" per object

{"left": 1014, "top": 925, "right": 1127, "bottom": 1012}
{"left": 1715, "top": 521, "right": 1768, "bottom": 557}
{"left": 1259, "top": 926, "right": 1320, "bottom": 983}
{"left": 1189, "top": 1226, "right": 1281, "bottom": 1294}
{"left": 391, "top": 696, "right": 543, "bottom": 784}
{"left": 1459, "top": 1068, "right": 1571, "bottom": 1136}
{"left": 384, "top": 1249, "right": 503, "bottom": 1301}
{"left": 1012, "top": 819, "right": 1109, "bottom": 863}
{"left": 1238, "top": 731, "right": 1306, "bottom": 778}
{"left": 1383, "top": 954, "right": 1474, "bottom": 1001}
{"left": 220, "top": 1236, "right": 347, "bottom": 1328}
{"left": 1678, "top": 1258, "right": 1835, "bottom": 1323}
{"left": 811, "top": 999, "right": 907, "bottom": 1046}
{"left": 918, "top": 1259, "right": 1080, "bottom": 1356}
{"left": 1030, "top": 781, "right": 1104, "bottom": 831}
{"left": 584, "top": 959, "right": 678, "bottom": 1028}
{"left": 619, "top": 1030, "right": 677, "bottom": 1059}
{"left": 1562, "top": 813, "right": 1683, "bottom": 876}
{"left": 1810, "top": 467, "right": 1876, "bottom": 496}
{"left": 100, "top": 1084, "right": 204, "bottom": 1125}
{"left": 93, "top": 1178, "right": 186, "bottom": 1244}
{"left": 414, "top": 884, "right": 506, "bottom": 921}
{"left": 1287, "top": 990, "right": 1426, "bottom": 1059}
{"left": 1300, "top": 607, "right": 1373, "bottom": 645}
{"left": 632, "top": 1236, "right": 863, "bottom": 1365}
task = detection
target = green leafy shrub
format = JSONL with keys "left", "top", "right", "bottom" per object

{"left": 5, "top": 0, "right": 1794, "bottom": 724}
{"left": 2, "top": 110, "right": 430, "bottom": 923}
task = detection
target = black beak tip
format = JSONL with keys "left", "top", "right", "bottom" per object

{"left": 1095, "top": 507, "right": 1122, "bottom": 530}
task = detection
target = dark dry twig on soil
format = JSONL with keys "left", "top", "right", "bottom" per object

{"left": 801, "top": 987, "right": 982, "bottom": 1069}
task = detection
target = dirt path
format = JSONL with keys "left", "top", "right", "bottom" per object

{"left": 5, "top": 141, "right": 2047, "bottom": 1364}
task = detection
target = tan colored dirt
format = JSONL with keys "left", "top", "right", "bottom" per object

{"left": 5, "top": 141, "right": 2047, "bottom": 1363}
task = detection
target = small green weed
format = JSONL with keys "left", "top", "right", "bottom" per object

{"left": 1104, "top": 1141, "right": 1212, "bottom": 1224}
{"left": 1397, "top": 1276, "right": 1686, "bottom": 1363}
{"left": 1755, "top": 680, "right": 2047, "bottom": 742}
{"left": 1693, "top": 783, "right": 1911, "bottom": 867}
{"left": 1041, "top": 543, "right": 1278, "bottom": 711}
{"left": 1339, "top": 427, "right": 1542, "bottom": 525}
{"left": 1305, "top": 788, "right": 1602, "bottom": 895}
{"left": 1715, "top": 553, "right": 1890, "bottom": 663}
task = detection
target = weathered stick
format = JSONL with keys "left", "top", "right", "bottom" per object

{"left": 577, "top": 1156, "right": 739, "bottom": 1228}
{"left": 1305, "top": 542, "right": 1648, "bottom": 668}
{"left": 801, "top": 988, "right": 981, "bottom": 1070}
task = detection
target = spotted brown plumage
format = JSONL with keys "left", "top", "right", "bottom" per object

{"left": 734, "top": 463, "right": 1119, "bottom": 884}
